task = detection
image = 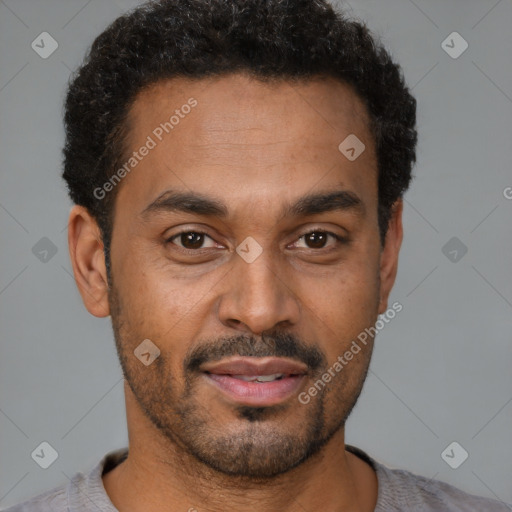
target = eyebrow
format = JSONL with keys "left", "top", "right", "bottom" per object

{"left": 140, "top": 187, "right": 365, "bottom": 222}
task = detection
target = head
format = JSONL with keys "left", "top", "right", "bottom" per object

{"left": 65, "top": 0, "right": 416, "bottom": 479}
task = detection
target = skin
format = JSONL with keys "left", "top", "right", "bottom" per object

{"left": 68, "top": 72, "right": 403, "bottom": 512}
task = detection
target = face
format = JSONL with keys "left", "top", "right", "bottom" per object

{"left": 77, "top": 73, "right": 402, "bottom": 478}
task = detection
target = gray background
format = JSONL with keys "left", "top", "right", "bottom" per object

{"left": 1, "top": 0, "right": 511, "bottom": 508}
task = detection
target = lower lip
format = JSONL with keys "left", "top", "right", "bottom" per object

{"left": 204, "top": 373, "right": 305, "bottom": 406}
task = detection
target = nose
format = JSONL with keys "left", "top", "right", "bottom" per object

{"left": 217, "top": 246, "right": 301, "bottom": 335}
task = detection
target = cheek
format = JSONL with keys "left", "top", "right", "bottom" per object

{"left": 112, "top": 251, "right": 220, "bottom": 366}
{"left": 300, "top": 260, "right": 380, "bottom": 359}
{"left": 306, "top": 257, "right": 379, "bottom": 319}
{"left": 114, "top": 244, "right": 194, "bottom": 317}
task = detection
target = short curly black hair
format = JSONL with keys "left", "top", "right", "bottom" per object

{"left": 63, "top": 0, "right": 417, "bottom": 279}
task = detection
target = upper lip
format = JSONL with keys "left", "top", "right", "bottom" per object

{"left": 200, "top": 357, "right": 308, "bottom": 376}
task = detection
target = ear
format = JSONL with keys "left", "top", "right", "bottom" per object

{"left": 67, "top": 205, "right": 110, "bottom": 317}
{"left": 377, "top": 199, "right": 403, "bottom": 315}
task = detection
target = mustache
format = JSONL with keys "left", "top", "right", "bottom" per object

{"left": 185, "top": 330, "right": 326, "bottom": 374}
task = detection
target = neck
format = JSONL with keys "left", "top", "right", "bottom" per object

{"left": 102, "top": 383, "right": 378, "bottom": 512}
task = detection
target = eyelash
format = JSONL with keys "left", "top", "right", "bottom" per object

{"left": 166, "top": 228, "right": 349, "bottom": 253}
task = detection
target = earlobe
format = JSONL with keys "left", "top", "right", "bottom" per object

{"left": 377, "top": 199, "right": 403, "bottom": 315}
{"left": 67, "top": 205, "right": 110, "bottom": 317}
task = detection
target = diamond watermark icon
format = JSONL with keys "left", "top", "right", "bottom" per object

{"left": 441, "top": 441, "right": 469, "bottom": 469}
{"left": 32, "top": 237, "right": 58, "bottom": 263}
{"left": 31, "top": 441, "right": 59, "bottom": 469}
{"left": 338, "top": 134, "right": 365, "bottom": 161}
{"left": 442, "top": 237, "right": 468, "bottom": 263}
{"left": 441, "top": 32, "right": 468, "bottom": 59}
{"left": 31, "top": 32, "right": 59, "bottom": 59}
{"left": 236, "top": 236, "right": 263, "bottom": 263}
{"left": 134, "top": 339, "right": 160, "bottom": 366}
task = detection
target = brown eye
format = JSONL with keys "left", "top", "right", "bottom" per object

{"left": 304, "top": 231, "right": 328, "bottom": 249}
{"left": 180, "top": 232, "right": 205, "bottom": 249}
{"left": 293, "top": 230, "right": 346, "bottom": 250}
{"left": 168, "top": 231, "right": 217, "bottom": 250}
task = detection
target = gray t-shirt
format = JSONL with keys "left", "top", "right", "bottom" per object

{"left": 2, "top": 445, "right": 510, "bottom": 511}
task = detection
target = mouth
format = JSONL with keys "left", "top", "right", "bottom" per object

{"left": 200, "top": 357, "right": 308, "bottom": 406}
{"left": 226, "top": 373, "right": 289, "bottom": 382}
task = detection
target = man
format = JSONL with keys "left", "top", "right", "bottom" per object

{"left": 4, "top": 0, "right": 510, "bottom": 511}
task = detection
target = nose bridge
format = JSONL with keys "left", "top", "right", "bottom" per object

{"left": 218, "top": 240, "right": 299, "bottom": 334}
{"left": 240, "top": 246, "right": 282, "bottom": 303}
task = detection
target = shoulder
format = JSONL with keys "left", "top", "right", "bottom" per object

{"left": 1, "top": 448, "right": 127, "bottom": 512}
{"left": 346, "top": 445, "right": 511, "bottom": 512}
{"left": 374, "top": 457, "right": 511, "bottom": 511}
{"left": 0, "top": 484, "right": 67, "bottom": 512}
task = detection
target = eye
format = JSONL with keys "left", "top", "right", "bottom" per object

{"left": 165, "top": 228, "right": 348, "bottom": 254}
{"left": 167, "top": 230, "right": 219, "bottom": 251}
{"left": 291, "top": 229, "right": 347, "bottom": 250}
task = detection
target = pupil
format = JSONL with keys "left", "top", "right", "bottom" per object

{"left": 182, "top": 232, "right": 204, "bottom": 249}
{"left": 306, "top": 232, "right": 326, "bottom": 249}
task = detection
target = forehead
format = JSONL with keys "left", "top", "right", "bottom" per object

{"left": 115, "top": 72, "right": 377, "bottom": 221}
{"left": 129, "top": 73, "right": 372, "bottom": 148}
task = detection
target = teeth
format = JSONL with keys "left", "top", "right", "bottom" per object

{"left": 231, "top": 374, "right": 285, "bottom": 382}
{"left": 232, "top": 375, "right": 258, "bottom": 382}
{"left": 256, "top": 374, "right": 284, "bottom": 382}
